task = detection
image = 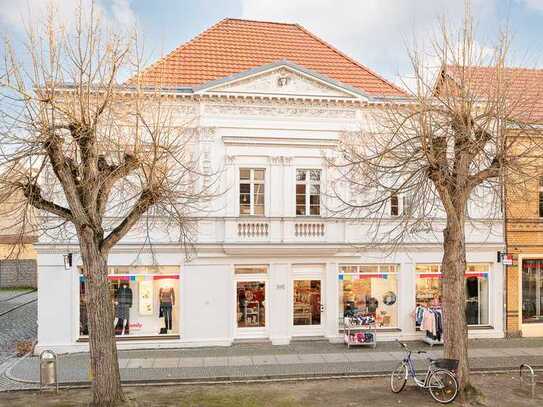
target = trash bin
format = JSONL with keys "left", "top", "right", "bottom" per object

{"left": 40, "top": 350, "right": 58, "bottom": 392}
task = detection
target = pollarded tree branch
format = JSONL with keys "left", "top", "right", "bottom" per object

{"left": 100, "top": 188, "right": 158, "bottom": 254}
{"left": 20, "top": 182, "right": 73, "bottom": 221}
{"left": 43, "top": 133, "right": 87, "bottom": 220}
{"left": 96, "top": 153, "right": 140, "bottom": 217}
{"left": 467, "top": 157, "right": 501, "bottom": 191}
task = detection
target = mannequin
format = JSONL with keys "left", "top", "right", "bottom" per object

{"left": 159, "top": 285, "right": 175, "bottom": 333}
{"left": 115, "top": 282, "right": 133, "bottom": 335}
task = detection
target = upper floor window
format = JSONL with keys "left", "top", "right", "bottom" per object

{"left": 402, "top": 194, "right": 413, "bottom": 216}
{"left": 390, "top": 193, "right": 399, "bottom": 216}
{"left": 296, "top": 169, "right": 321, "bottom": 216}
{"left": 240, "top": 169, "right": 265, "bottom": 216}
{"left": 539, "top": 177, "right": 543, "bottom": 218}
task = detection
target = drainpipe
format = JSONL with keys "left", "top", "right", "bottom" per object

{"left": 501, "top": 164, "right": 508, "bottom": 338}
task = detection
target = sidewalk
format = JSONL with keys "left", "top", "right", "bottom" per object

{"left": 3, "top": 338, "right": 543, "bottom": 391}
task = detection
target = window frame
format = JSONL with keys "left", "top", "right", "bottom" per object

{"left": 538, "top": 176, "right": 543, "bottom": 218}
{"left": 338, "top": 264, "right": 399, "bottom": 329}
{"left": 521, "top": 258, "right": 543, "bottom": 324}
{"left": 415, "top": 262, "right": 491, "bottom": 326}
{"left": 390, "top": 193, "right": 399, "bottom": 216}
{"left": 239, "top": 168, "right": 265, "bottom": 216}
{"left": 296, "top": 169, "right": 321, "bottom": 216}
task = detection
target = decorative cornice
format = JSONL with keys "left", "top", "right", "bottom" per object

{"left": 204, "top": 98, "right": 357, "bottom": 119}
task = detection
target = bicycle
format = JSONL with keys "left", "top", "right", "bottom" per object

{"left": 390, "top": 340, "right": 459, "bottom": 404}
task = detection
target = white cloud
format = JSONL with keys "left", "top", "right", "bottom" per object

{"left": 110, "top": 0, "right": 136, "bottom": 28}
{"left": 0, "top": 0, "right": 136, "bottom": 33}
{"left": 516, "top": 0, "right": 543, "bottom": 12}
{"left": 240, "top": 0, "right": 499, "bottom": 88}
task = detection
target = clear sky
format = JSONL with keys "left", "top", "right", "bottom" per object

{"left": 1, "top": 1, "right": 543, "bottom": 89}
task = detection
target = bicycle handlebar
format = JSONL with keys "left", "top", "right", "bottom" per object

{"left": 396, "top": 339, "right": 409, "bottom": 351}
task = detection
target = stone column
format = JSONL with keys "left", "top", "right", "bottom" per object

{"left": 325, "top": 262, "right": 340, "bottom": 342}
{"left": 269, "top": 263, "right": 290, "bottom": 345}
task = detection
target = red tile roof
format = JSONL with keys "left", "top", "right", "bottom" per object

{"left": 132, "top": 18, "right": 406, "bottom": 97}
{"left": 439, "top": 65, "right": 543, "bottom": 123}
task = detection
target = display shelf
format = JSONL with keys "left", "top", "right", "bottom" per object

{"left": 343, "top": 321, "right": 377, "bottom": 348}
{"left": 422, "top": 335, "right": 443, "bottom": 346}
{"left": 243, "top": 301, "right": 260, "bottom": 326}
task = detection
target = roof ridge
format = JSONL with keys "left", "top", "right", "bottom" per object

{"left": 446, "top": 64, "right": 543, "bottom": 73}
{"left": 293, "top": 23, "right": 407, "bottom": 96}
{"left": 224, "top": 17, "right": 297, "bottom": 26}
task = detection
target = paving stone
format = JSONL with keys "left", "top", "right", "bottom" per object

{"left": 153, "top": 358, "right": 179, "bottom": 368}
{"left": 228, "top": 356, "right": 253, "bottom": 366}
{"left": 252, "top": 355, "right": 278, "bottom": 365}
{"left": 177, "top": 357, "right": 203, "bottom": 368}
{"left": 118, "top": 359, "right": 129, "bottom": 369}
{"left": 375, "top": 352, "right": 399, "bottom": 361}
{"left": 275, "top": 354, "right": 302, "bottom": 365}
{"left": 298, "top": 354, "right": 325, "bottom": 364}
{"left": 126, "top": 358, "right": 154, "bottom": 369}
{"left": 322, "top": 353, "right": 348, "bottom": 363}
{"left": 0, "top": 291, "right": 37, "bottom": 365}
{"left": 345, "top": 352, "right": 372, "bottom": 362}
{"left": 203, "top": 357, "right": 228, "bottom": 367}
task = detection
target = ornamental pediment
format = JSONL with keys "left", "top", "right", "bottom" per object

{"left": 196, "top": 60, "right": 366, "bottom": 99}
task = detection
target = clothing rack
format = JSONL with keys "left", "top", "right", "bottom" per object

{"left": 416, "top": 305, "right": 444, "bottom": 347}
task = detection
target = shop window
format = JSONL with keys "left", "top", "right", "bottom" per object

{"left": 415, "top": 263, "right": 490, "bottom": 325}
{"left": 390, "top": 193, "right": 399, "bottom": 216}
{"left": 240, "top": 168, "right": 265, "bottom": 216}
{"left": 539, "top": 177, "right": 543, "bottom": 218}
{"left": 522, "top": 259, "right": 543, "bottom": 323}
{"left": 236, "top": 281, "right": 266, "bottom": 328}
{"left": 293, "top": 280, "right": 321, "bottom": 325}
{"left": 338, "top": 265, "right": 398, "bottom": 328}
{"left": 79, "top": 266, "right": 180, "bottom": 338}
{"left": 296, "top": 169, "right": 321, "bottom": 216}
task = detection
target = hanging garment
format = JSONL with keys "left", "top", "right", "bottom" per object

{"left": 159, "top": 287, "right": 175, "bottom": 305}
{"left": 422, "top": 309, "right": 434, "bottom": 332}
{"left": 117, "top": 286, "right": 133, "bottom": 307}
{"left": 115, "top": 304, "right": 130, "bottom": 320}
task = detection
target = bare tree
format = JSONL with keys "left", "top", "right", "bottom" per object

{"left": 0, "top": 4, "right": 215, "bottom": 405}
{"left": 330, "top": 10, "right": 542, "bottom": 396}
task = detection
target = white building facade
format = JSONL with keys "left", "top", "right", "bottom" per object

{"left": 35, "top": 20, "right": 505, "bottom": 354}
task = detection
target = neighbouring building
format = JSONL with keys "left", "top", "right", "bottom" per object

{"left": 35, "top": 19, "right": 505, "bottom": 354}
{"left": 437, "top": 65, "right": 543, "bottom": 338}
{"left": 0, "top": 191, "right": 37, "bottom": 288}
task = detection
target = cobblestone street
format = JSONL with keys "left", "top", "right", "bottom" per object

{"left": 0, "top": 290, "right": 37, "bottom": 363}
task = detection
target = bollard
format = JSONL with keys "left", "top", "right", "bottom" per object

{"left": 40, "top": 350, "right": 59, "bottom": 392}
{"left": 520, "top": 363, "right": 536, "bottom": 399}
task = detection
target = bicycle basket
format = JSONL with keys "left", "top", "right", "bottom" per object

{"left": 433, "top": 359, "right": 459, "bottom": 371}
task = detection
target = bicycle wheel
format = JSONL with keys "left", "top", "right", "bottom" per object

{"left": 390, "top": 362, "right": 408, "bottom": 393}
{"left": 428, "top": 369, "right": 458, "bottom": 404}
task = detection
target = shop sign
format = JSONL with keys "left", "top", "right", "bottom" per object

{"left": 502, "top": 254, "right": 513, "bottom": 266}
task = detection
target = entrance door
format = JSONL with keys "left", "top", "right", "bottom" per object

{"left": 234, "top": 276, "right": 268, "bottom": 339}
{"left": 291, "top": 267, "right": 325, "bottom": 336}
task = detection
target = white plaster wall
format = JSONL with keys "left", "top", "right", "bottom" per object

{"left": 181, "top": 264, "right": 231, "bottom": 345}
{"left": 268, "top": 263, "right": 290, "bottom": 344}
{"left": 36, "top": 255, "right": 74, "bottom": 350}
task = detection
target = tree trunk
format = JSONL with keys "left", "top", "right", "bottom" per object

{"left": 80, "top": 228, "right": 125, "bottom": 406}
{"left": 441, "top": 214, "right": 471, "bottom": 392}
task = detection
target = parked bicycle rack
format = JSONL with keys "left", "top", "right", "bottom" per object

{"left": 519, "top": 364, "right": 542, "bottom": 398}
